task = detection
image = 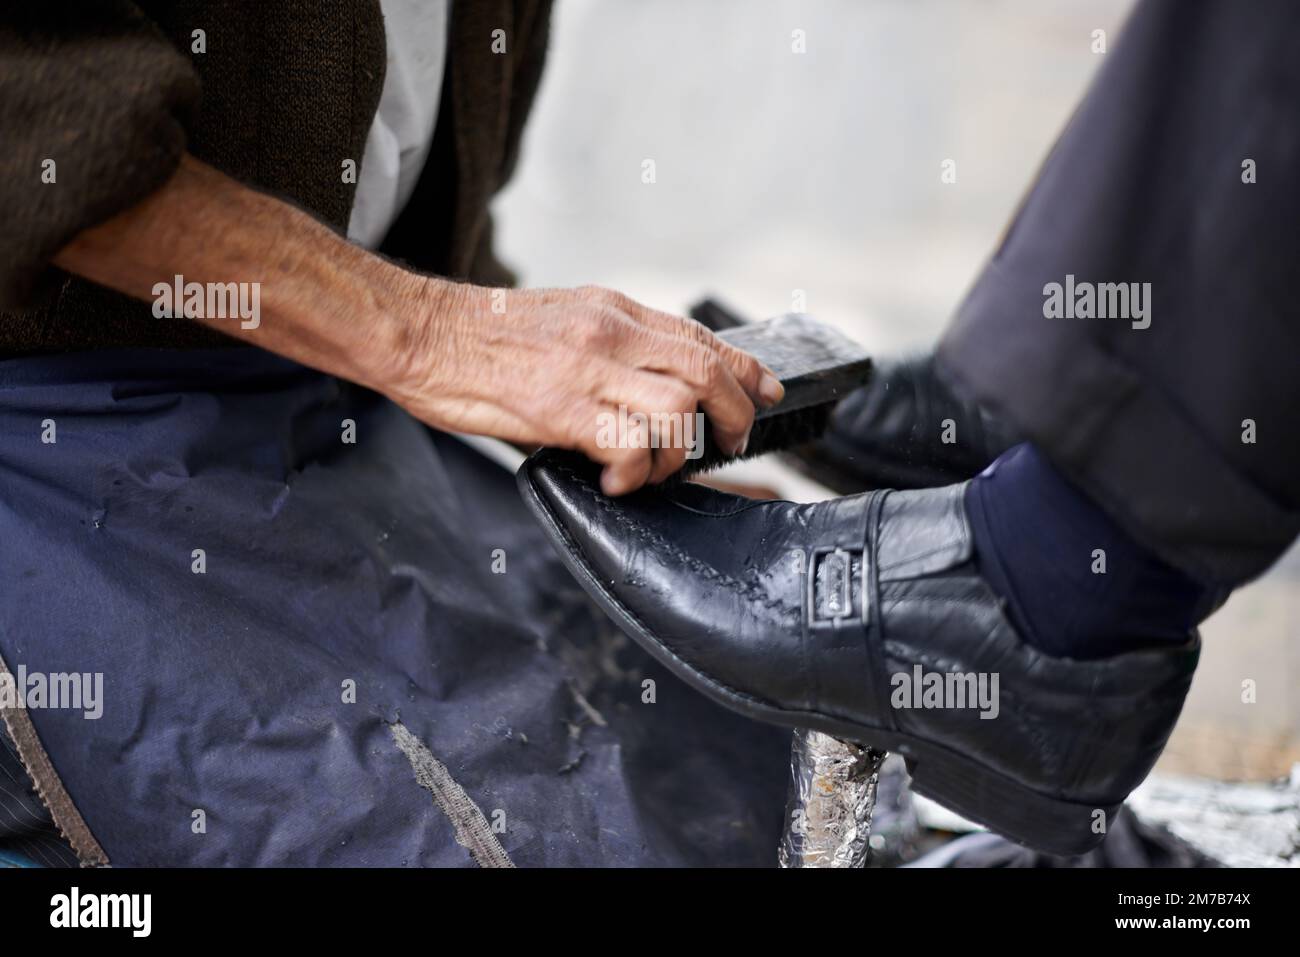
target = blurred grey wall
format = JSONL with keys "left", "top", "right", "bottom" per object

{"left": 497, "top": 0, "right": 1133, "bottom": 351}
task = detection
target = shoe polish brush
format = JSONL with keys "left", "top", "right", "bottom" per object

{"left": 678, "top": 313, "right": 872, "bottom": 478}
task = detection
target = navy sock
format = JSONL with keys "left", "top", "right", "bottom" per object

{"left": 964, "top": 443, "right": 1208, "bottom": 659}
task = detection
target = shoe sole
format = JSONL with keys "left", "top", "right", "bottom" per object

{"left": 519, "top": 465, "right": 1116, "bottom": 858}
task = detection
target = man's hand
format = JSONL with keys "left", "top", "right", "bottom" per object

{"left": 391, "top": 283, "right": 783, "bottom": 494}
{"left": 54, "top": 155, "right": 782, "bottom": 494}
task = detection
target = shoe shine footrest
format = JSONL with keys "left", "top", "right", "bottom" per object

{"left": 779, "top": 729, "right": 886, "bottom": 869}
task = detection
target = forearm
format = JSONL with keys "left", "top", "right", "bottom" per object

{"left": 50, "top": 152, "right": 773, "bottom": 494}
{"left": 53, "top": 154, "right": 432, "bottom": 393}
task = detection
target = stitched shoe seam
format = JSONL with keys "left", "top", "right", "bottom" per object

{"left": 551, "top": 463, "right": 799, "bottom": 617}
{"left": 532, "top": 473, "right": 794, "bottom": 710}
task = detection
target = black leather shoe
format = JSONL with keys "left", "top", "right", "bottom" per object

{"left": 518, "top": 450, "right": 1199, "bottom": 855}
{"left": 787, "top": 354, "right": 1020, "bottom": 493}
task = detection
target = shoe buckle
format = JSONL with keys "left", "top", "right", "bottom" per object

{"left": 808, "top": 546, "right": 858, "bottom": 625}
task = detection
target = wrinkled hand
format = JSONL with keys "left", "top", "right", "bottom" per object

{"left": 389, "top": 283, "right": 784, "bottom": 494}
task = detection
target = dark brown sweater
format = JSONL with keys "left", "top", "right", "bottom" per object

{"left": 0, "top": 0, "right": 551, "bottom": 355}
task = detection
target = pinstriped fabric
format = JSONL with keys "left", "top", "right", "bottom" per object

{"left": 0, "top": 725, "right": 78, "bottom": 868}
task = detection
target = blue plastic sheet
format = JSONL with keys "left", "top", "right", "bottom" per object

{"left": 0, "top": 347, "right": 787, "bottom": 866}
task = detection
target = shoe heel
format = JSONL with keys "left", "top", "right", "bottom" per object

{"left": 906, "top": 749, "right": 1118, "bottom": 856}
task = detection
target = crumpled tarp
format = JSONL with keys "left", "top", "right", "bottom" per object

{"left": 863, "top": 756, "right": 1220, "bottom": 868}
{"left": 0, "top": 347, "right": 788, "bottom": 866}
{"left": 903, "top": 808, "right": 1220, "bottom": 868}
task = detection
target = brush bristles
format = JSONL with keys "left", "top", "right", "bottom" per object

{"left": 676, "top": 404, "right": 834, "bottom": 479}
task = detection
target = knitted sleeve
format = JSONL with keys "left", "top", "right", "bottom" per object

{"left": 0, "top": 2, "right": 199, "bottom": 308}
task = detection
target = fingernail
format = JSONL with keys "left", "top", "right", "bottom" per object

{"left": 601, "top": 467, "right": 627, "bottom": 497}
{"left": 759, "top": 373, "right": 785, "bottom": 406}
{"left": 735, "top": 426, "right": 751, "bottom": 457}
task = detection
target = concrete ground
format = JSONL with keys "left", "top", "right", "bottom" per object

{"left": 495, "top": 0, "right": 1300, "bottom": 782}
